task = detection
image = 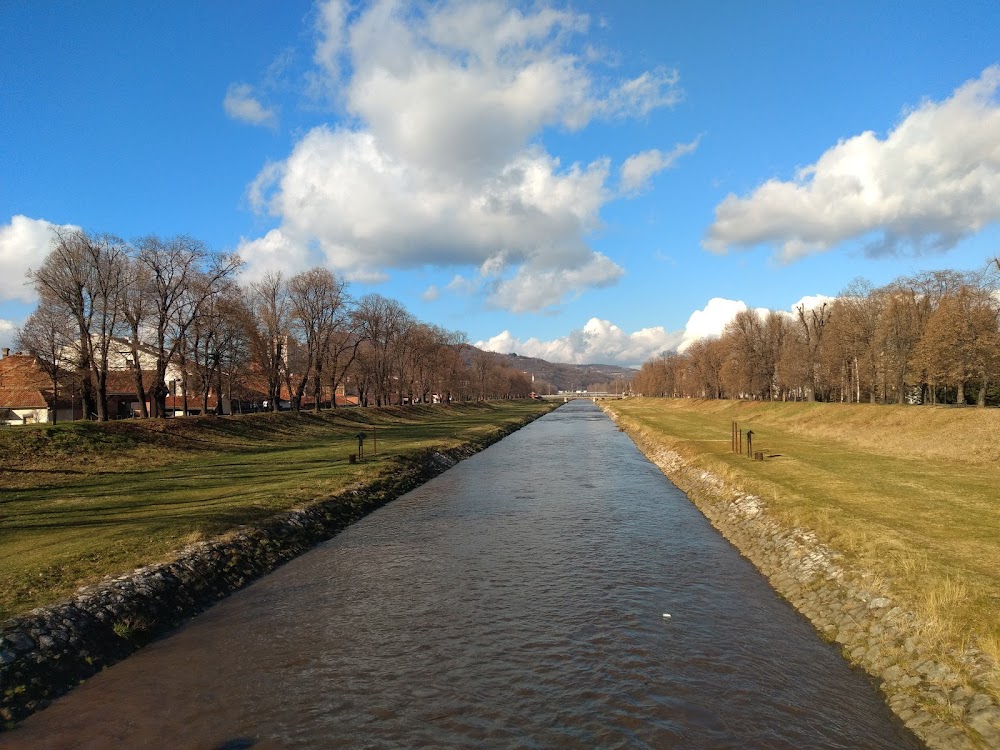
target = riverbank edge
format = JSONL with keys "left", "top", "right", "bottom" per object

{"left": 601, "top": 404, "right": 1000, "bottom": 750}
{"left": 0, "top": 407, "right": 552, "bottom": 729}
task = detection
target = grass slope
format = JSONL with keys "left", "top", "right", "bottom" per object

{"left": 0, "top": 401, "right": 554, "bottom": 620}
{"left": 607, "top": 398, "right": 1000, "bottom": 690}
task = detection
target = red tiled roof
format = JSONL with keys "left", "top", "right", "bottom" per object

{"left": 2, "top": 389, "right": 51, "bottom": 409}
{"left": 0, "top": 355, "right": 65, "bottom": 409}
{"left": 104, "top": 370, "right": 158, "bottom": 396}
{"left": 0, "top": 354, "right": 55, "bottom": 391}
{"left": 164, "top": 394, "right": 219, "bottom": 409}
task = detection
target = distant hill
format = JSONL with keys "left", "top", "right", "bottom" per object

{"left": 463, "top": 346, "right": 636, "bottom": 393}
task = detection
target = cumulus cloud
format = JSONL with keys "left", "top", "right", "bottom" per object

{"left": 788, "top": 294, "right": 837, "bottom": 314}
{"left": 476, "top": 317, "right": 681, "bottom": 366}
{"left": 0, "top": 215, "right": 80, "bottom": 303}
{"left": 706, "top": 65, "right": 1000, "bottom": 261}
{"left": 620, "top": 138, "right": 700, "bottom": 195}
{"left": 677, "top": 298, "right": 750, "bottom": 352}
{"left": 676, "top": 294, "right": 836, "bottom": 352}
{"left": 244, "top": 0, "right": 685, "bottom": 311}
{"left": 235, "top": 228, "right": 312, "bottom": 283}
{"left": 223, "top": 83, "right": 277, "bottom": 127}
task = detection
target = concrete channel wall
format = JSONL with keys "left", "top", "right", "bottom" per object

{"left": 602, "top": 405, "right": 1000, "bottom": 750}
{"left": 0, "top": 412, "right": 548, "bottom": 729}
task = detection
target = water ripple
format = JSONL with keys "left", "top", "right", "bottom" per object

{"left": 2, "top": 401, "right": 920, "bottom": 749}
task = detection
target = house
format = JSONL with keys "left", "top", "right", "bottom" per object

{"left": 0, "top": 349, "right": 164, "bottom": 424}
{"left": 0, "top": 346, "right": 361, "bottom": 424}
{"left": 105, "top": 369, "right": 159, "bottom": 418}
{"left": 0, "top": 350, "right": 80, "bottom": 425}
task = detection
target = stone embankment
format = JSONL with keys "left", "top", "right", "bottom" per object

{"left": 604, "top": 407, "right": 1000, "bottom": 750}
{"left": 0, "top": 414, "right": 545, "bottom": 729}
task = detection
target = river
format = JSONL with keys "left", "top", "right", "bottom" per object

{"left": 2, "top": 401, "right": 920, "bottom": 749}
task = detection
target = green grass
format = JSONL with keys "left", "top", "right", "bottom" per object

{"left": 0, "top": 401, "right": 555, "bottom": 620}
{"left": 606, "top": 398, "right": 1000, "bottom": 691}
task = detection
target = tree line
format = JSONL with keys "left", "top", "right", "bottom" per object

{"left": 633, "top": 264, "right": 1000, "bottom": 407}
{"left": 17, "top": 230, "right": 535, "bottom": 422}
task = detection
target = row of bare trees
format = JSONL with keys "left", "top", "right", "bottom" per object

{"left": 17, "top": 229, "right": 535, "bottom": 421}
{"left": 633, "top": 266, "right": 1000, "bottom": 406}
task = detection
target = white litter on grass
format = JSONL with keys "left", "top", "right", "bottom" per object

{"left": 662, "top": 613, "right": 671, "bottom": 619}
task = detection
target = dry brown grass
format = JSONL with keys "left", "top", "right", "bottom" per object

{"left": 607, "top": 397, "right": 1000, "bottom": 698}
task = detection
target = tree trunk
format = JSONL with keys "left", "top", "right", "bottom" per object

{"left": 93, "top": 367, "right": 108, "bottom": 422}
{"left": 131, "top": 365, "right": 148, "bottom": 418}
{"left": 80, "top": 367, "right": 96, "bottom": 419}
{"left": 855, "top": 358, "right": 861, "bottom": 404}
{"left": 51, "top": 377, "right": 59, "bottom": 425}
{"left": 153, "top": 381, "right": 168, "bottom": 418}
{"left": 181, "top": 368, "right": 190, "bottom": 417}
{"left": 311, "top": 369, "right": 323, "bottom": 413}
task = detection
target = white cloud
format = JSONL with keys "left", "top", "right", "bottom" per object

{"left": 677, "top": 298, "right": 749, "bottom": 352}
{"left": 446, "top": 274, "right": 478, "bottom": 295}
{"left": 244, "top": 0, "right": 685, "bottom": 311}
{"left": 788, "top": 294, "right": 837, "bottom": 314}
{"left": 677, "top": 294, "right": 837, "bottom": 352}
{"left": 488, "top": 252, "right": 623, "bottom": 313}
{"left": 620, "top": 138, "right": 700, "bottom": 195}
{"left": 0, "top": 319, "right": 17, "bottom": 352}
{"left": 476, "top": 317, "right": 681, "bottom": 366}
{"left": 421, "top": 285, "right": 440, "bottom": 302}
{"left": 235, "top": 228, "right": 312, "bottom": 283}
{"left": 476, "top": 292, "right": 839, "bottom": 365}
{"left": 0, "top": 215, "right": 80, "bottom": 303}
{"left": 602, "top": 68, "right": 683, "bottom": 119}
{"left": 706, "top": 65, "right": 1000, "bottom": 260}
{"left": 313, "top": 0, "right": 347, "bottom": 84}
{"left": 223, "top": 83, "right": 277, "bottom": 127}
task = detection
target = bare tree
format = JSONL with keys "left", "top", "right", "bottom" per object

{"left": 325, "top": 323, "right": 362, "bottom": 409}
{"left": 28, "top": 229, "right": 128, "bottom": 421}
{"left": 16, "top": 304, "right": 78, "bottom": 423}
{"left": 686, "top": 340, "right": 726, "bottom": 398}
{"left": 836, "top": 279, "right": 884, "bottom": 403}
{"left": 135, "top": 235, "right": 241, "bottom": 417}
{"left": 721, "top": 309, "right": 771, "bottom": 399}
{"left": 913, "top": 281, "right": 1000, "bottom": 405}
{"left": 244, "top": 272, "right": 290, "bottom": 411}
{"left": 120, "top": 255, "right": 153, "bottom": 417}
{"left": 287, "top": 268, "right": 350, "bottom": 411}
{"left": 794, "top": 301, "right": 832, "bottom": 401}
{"left": 354, "top": 294, "right": 410, "bottom": 406}
{"left": 188, "top": 285, "right": 248, "bottom": 415}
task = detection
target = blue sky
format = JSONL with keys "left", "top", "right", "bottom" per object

{"left": 3, "top": 1, "right": 1000, "bottom": 365}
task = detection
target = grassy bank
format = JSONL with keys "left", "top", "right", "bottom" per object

{"left": 0, "top": 401, "right": 555, "bottom": 620}
{"left": 606, "top": 398, "right": 1000, "bottom": 693}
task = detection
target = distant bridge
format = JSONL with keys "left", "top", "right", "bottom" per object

{"left": 538, "top": 392, "right": 625, "bottom": 400}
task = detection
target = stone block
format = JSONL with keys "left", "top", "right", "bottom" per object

{"left": 881, "top": 664, "right": 903, "bottom": 683}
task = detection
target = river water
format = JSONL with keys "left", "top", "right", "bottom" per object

{"left": 3, "top": 401, "right": 920, "bottom": 749}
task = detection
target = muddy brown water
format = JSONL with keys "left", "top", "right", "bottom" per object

{"left": 2, "top": 401, "right": 921, "bottom": 749}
